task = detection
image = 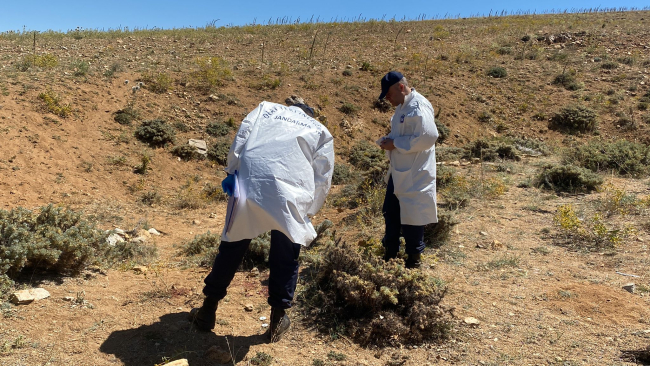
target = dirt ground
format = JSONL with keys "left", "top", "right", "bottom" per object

{"left": 1, "top": 10, "right": 650, "bottom": 366}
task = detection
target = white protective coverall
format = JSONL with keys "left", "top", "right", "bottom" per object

{"left": 385, "top": 89, "right": 439, "bottom": 226}
{"left": 221, "top": 102, "right": 335, "bottom": 245}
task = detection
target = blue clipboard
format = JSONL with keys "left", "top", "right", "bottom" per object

{"left": 224, "top": 171, "right": 239, "bottom": 233}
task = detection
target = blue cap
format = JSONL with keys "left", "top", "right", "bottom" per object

{"left": 291, "top": 103, "right": 315, "bottom": 118}
{"left": 379, "top": 71, "right": 403, "bottom": 99}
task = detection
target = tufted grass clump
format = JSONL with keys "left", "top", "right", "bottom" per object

{"left": 563, "top": 139, "right": 650, "bottom": 177}
{"left": 548, "top": 105, "right": 598, "bottom": 134}
{"left": 135, "top": 119, "right": 176, "bottom": 147}
{"left": 486, "top": 66, "right": 507, "bottom": 78}
{"left": 299, "top": 240, "right": 452, "bottom": 346}
{"left": 535, "top": 163, "right": 603, "bottom": 193}
{"left": 423, "top": 210, "right": 459, "bottom": 248}
{"left": 436, "top": 120, "right": 450, "bottom": 144}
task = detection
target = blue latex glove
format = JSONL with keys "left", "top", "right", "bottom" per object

{"left": 221, "top": 174, "right": 235, "bottom": 196}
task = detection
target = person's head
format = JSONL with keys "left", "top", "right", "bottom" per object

{"left": 379, "top": 71, "right": 410, "bottom": 107}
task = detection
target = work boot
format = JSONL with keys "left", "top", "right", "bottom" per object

{"left": 268, "top": 307, "right": 291, "bottom": 343}
{"left": 188, "top": 296, "right": 218, "bottom": 331}
{"left": 405, "top": 253, "right": 422, "bottom": 269}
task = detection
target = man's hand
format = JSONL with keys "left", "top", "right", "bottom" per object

{"left": 221, "top": 174, "right": 235, "bottom": 196}
{"left": 379, "top": 138, "right": 395, "bottom": 151}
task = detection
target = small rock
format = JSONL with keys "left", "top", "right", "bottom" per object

{"left": 106, "top": 233, "right": 125, "bottom": 246}
{"left": 166, "top": 359, "right": 189, "bottom": 366}
{"left": 244, "top": 304, "right": 254, "bottom": 312}
{"left": 148, "top": 228, "right": 161, "bottom": 235}
{"left": 193, "top": 219, "right": 201, "bottom": 225}
{"left": 261, "top": 323, "right": 269, "bottom": 328}
{"left": 209, "top": 94, "right": 219, "bottom": 101}
{"left": 204, "top": 346, "right": 232, "bottom": 363}
{"left": 260, "top": 316, "right": 267, "bottom": 321}
{"left": 114, "top": 228, "right": 126, "bottom": 235}
{"left": 637, "top": 237, "right": 645, "bottom": 242}
{"left": 248, "top": 268, "right": 260, "bottom": 278}
{"left": 480, "top": 231, "right": 488, "bottom": 236}
{"left": 63, "top": 296, "right": 76, "bottom": 302}
{"left": 623, "top": 283, "right": 635, "bottom": 293}
{"left": 11, "top": 288, "right": 51, "bottom": 305}
{"left": 490, "top": 240, "right": 505, "bottom": 250}
{"left": 133, "top": 266, "right": 148, "bottom": 274}
{"left": 464, "top": 317, "right": 480, "bottom": 326}
{"left": 209, "top": 213, "right": 218, "bottom": 219}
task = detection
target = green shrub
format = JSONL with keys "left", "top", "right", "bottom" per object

{"left": 436, "top": 120, "right": 449, "bottom": 144}
{"left": 618, "top": 56, "right": 634, "bottom": 65}
{"left": 601, "top": 61, "right": 618, "bottom": 70}
{"left": 423, "top": 210, "right": 458, "bottom": 248}
{"left": 436, "top": 146, "right": 464, "bottom": 162}
{"left": 332, "top": 163, "right": 358, "bottom": 185}
{"left": 172, "top": 144, "right": 204, "bottom": 161}
{"left": 372, "top": 98, "right": 392, "bottom": 113}
{"left": 552, "top": 72, "right": 582, "bottom": 91}
{"left": 135, "top": 119, "right": 176, "bottom": 147}
{"left": 549, "top": 105, "right": 598, "bottom": 133}
{"left": 463, "top": 139, "right": 519, "bottom": 161}
{"left": 342, "top": 69, "right": 352, "bottom": 76}
{"left": 180, "top": 231, "right": 220, "bottom": 267}
{"left": 205, "top": 121, "right": 232, "bottom": 137}
{"left": 242, "top": 232, "right": 271, "bottom": 269}
{"left": 563, "top": 140, "right": 650, "bottom": 177}
{"left": 207, "top": 140, "right": 231, "bottom": 165}
{"left": 0, "top": 205, "right": 117, "bottom": 291}
{"left": 72, "top": 60, "right": 90, "bottom": 77}
{"left": 436, "top": 165, "right": 456, "bottom": 188}
{"left": 496, "top": 46, "right": 512, "bottom": 55}
{"left": 104, "top": 62, "right": 122, "bottom": 78}
{"left": 250, "top": 352, "right": 273, "bottom": 366}
{"left": 535, "top": 163, "right": 603, "bottom": 192}
{"left": 300, "top": 241, "right": 452, "bottom": 346}
{"left": 348, "top": 140, "right": 386, "bottom": 171}
{"left": 486, "top": 66, "right": 507, "bottom": 78}
{"left": 339, "top": 102, "right": 360, "bottom": 115}
{"left": 38, "top": 89, "right": 72, "bottom": 117}
{"left": 114, "top": 103, "right": 140, "bottom": 126}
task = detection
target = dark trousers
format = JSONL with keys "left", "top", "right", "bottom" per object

{"left": 203, "top": 230, "right": 302, "bottom": 309}
{"left": 382, "top": 176, "right": 425, "bottom": 257}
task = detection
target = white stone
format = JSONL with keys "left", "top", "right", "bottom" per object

{"left": 464, "top": 317, "right": 480, "bottom": 326}
{"left": 11, "top": 288, "right": 51, "bottom": 305}
{"left": 148, "top": 228, "right": 161, "bottom": 235}
{"left": 106, "top": 233, "right": 125, "bottom": 246}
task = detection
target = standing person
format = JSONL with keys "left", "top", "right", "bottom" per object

{"left": 376, "top": 71, "right": 438, "bottom": 269}
{"left": 189, "top": 99, "right": 334, "bottom": 342}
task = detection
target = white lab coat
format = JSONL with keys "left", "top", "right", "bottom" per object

{"left": 385, "top": 89, "right": 438, "bottom": 226}
{"left": 221, "top": 102, "right": 334, "bottom": 245}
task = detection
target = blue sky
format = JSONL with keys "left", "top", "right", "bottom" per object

{"left": 1, "top": 0, "right": 649, "bottom": 33}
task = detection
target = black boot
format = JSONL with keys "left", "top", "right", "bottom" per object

{"left": 188, "top": 296, "right": 218, "bottom": 331}
{"left": 405, "top": 253, "right": 422, "bottom": 269}
{"left": 268, "top": 307, "right": 291, "bottom": 342}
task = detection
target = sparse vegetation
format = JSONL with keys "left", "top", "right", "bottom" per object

{"left": 486, "top": 66, "right": 507, "bottom": 78}
{"left": 563, "top": 139, "right": 650, "bottom": 177}
{"left": 38, "top": 89, "right": 72, "bottom": 117}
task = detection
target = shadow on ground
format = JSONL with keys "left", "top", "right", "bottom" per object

{"left": 100, "top": 312, "right": 268, "bottom": 365}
